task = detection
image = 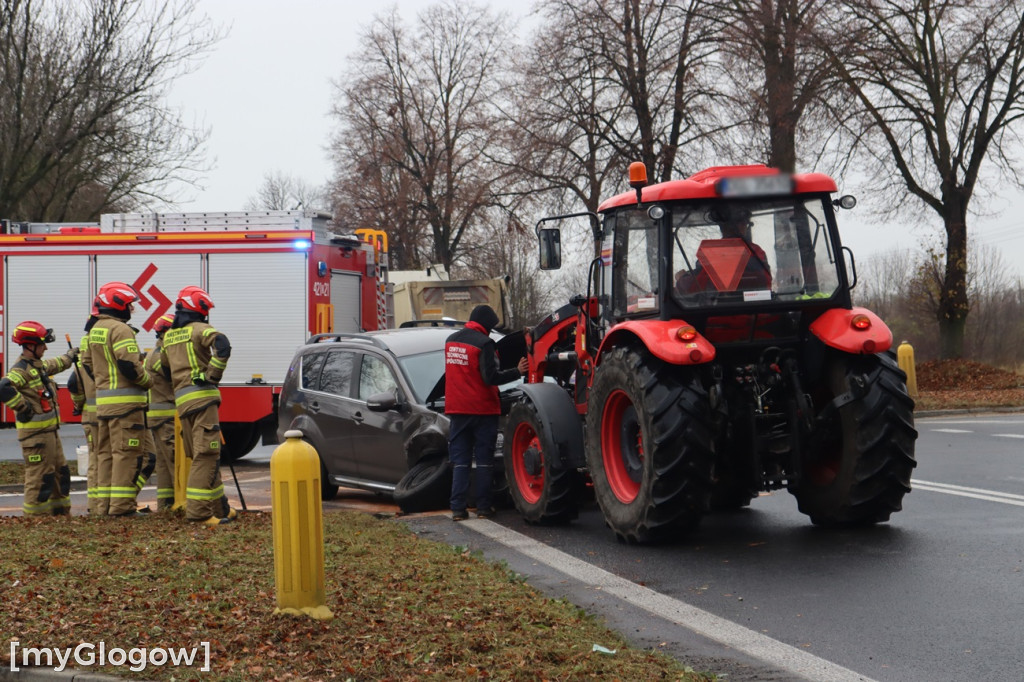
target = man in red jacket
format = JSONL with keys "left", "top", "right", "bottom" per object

{"left": 444, "top": 305, "right": 527, "bottom": 521}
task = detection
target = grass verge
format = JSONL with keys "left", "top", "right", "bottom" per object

{"left": 0, "top": 510, "right": 714, "bottom": 681}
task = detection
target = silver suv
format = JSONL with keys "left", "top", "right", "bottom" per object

{"left": 277, "top": 327, "right": 517, "bottom": 512}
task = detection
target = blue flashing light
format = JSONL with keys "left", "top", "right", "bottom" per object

{"left": 293, "top": 239, "right": 312, "bottom": 250}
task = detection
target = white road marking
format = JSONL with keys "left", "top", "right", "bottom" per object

{"left": 993, "top": 433, "right": 1024, "bottom": 439}
{"left": 931, "top": 428, "right": 973, "bottom": 433}
{"left": 913, "top": 479, "right": 1024, "bottom": 507}
{"left": 466, "top": 520, "right": 876, "bottom": 682}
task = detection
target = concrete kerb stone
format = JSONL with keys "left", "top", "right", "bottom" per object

{"left": 0, "top": 668, "right": 132, "bottom": 681}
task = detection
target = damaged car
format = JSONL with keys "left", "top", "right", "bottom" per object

{"left": 277, "top": 325, "right": 523, "bottom": 513}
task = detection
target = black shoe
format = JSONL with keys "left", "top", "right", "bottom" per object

{"left": 476, "top": 507, "right": 497, "bottom": 519}
{"left": 452, "top": 510, "right": 469, "bottom": 522}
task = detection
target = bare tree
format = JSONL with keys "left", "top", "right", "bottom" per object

{"left": 0, "top": 0, "right": 220, "bottom": 221}
{"left": 706, "top": 0, "right": 841, "bottom": 172}
{"left": 245, "top": 171, "right": 327, "bottom": 211}
{"left": 326, "top": 1, "right": 513, "bottom": 273}
{"left": 825, "top": 0, "right": 1024, "bottom": 358}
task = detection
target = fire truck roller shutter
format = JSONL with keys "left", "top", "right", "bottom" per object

{"left": 331, "top": 270, "right": 362, "bottom": 333}
{"left": 4, "top": 255, "right": 90, "bottom": 391}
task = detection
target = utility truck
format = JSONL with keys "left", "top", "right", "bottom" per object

{"left": 503, "top": 163, "right": 918, "bottom": 543}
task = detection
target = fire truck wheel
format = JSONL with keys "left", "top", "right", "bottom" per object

{"left": 504, "top": 400, "right": 581, "bottom": 524}
{"left": 394, "top": 457, "right": 452, "bottom": 514}
{"left": 794, "top": 351, "right": 917, "bottom": 526}
{"left": 219, "top": 422, "right": 261, "bottom": 464}
{"left": 586, "top": 347, "right": 714, "bottom": 544}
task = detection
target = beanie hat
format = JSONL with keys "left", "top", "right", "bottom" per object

{"left": 469, "top": 305, "right": 499, "bottom": 332}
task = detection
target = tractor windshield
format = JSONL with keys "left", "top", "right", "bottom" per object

{"left": 670, "top": 197, "right": 840, "bottom": 307}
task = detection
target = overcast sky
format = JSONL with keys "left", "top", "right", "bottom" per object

{"left": 164, "top": 0, "right": 1024, "bottom": 277}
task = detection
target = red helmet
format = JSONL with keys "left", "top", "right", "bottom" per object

{"left": 153, "top": 313, "right": 174, "bottom": 334}
{"left": 176, "top": 286, "right": 214, "bottom": 315}
{"left": 96, "top": 281, "right": 139, "bottom": 311}
{"left": 13, "top": 321, "right": 54, "bottom": 346}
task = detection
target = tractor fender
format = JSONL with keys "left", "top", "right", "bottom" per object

{"left": 596, "top": 320, "right": 716, "bottom": 366}
{"left": 515, "top": 382, "right": 586, "bottom": 470}
{"left": 809, "top": 307, "right": 893, "bottom": 354}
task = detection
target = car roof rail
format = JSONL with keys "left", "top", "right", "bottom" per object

{"left": 306, "top": 332, "right": 388, "bottom": 349}
{"left": 398, "top": 319, "right": 466, "bottom": 328}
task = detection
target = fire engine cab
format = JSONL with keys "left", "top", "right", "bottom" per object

{"left": 0, "top": 211, "right": 387, "bottom": 461}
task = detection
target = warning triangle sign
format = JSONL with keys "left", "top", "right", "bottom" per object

{"left": 696, "top": 238, "right": 752, "bottom": 291}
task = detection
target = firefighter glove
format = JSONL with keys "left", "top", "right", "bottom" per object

{"left": 16, "top": 407, "right": 33, "bottom": 423}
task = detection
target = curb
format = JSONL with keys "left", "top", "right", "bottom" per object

{"left": 0, "top": 668, "right": 129, "bottom": 681}
{"left": 914, "top": 405, "right": 1024, "bottom": 418}
{"left": 0, "top": 478, "right": 87, "bottom": 495}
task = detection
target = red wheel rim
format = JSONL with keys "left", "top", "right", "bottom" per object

{"left": 511, "top": 421, "right": 544, "bottom": 504}
{"left": 601, "top": 389, "right": 643, "bottom": 503}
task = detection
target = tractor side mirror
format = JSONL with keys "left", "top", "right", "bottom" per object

{"left": 539, "top": 228, "right": 562, "bottom": 270}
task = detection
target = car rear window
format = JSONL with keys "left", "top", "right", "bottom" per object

{"left": 319, "top": 350, "right": 356, "bottom": 397}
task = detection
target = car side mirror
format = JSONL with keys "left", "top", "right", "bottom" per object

{"left": 539, "top": 228, "right": 561, "bottom": 270}
{"left": 366, "top": 390, "right": 401, "bottom": 411}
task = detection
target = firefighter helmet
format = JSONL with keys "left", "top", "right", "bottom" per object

{"left": 12, "top": 321, "right": 54, "bottom": 346}
{"left": 153, "top": 313, "right": 174, "bottom": 334}
{"left": 96, "top": 281, "right": 139, "bottom": 311}
{"left": 176, "top": 286, "right": 214, "bottom": 315}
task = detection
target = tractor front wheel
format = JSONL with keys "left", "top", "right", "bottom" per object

{"left": 504, "top": 400, "right": 581, "bottom": 524}
{"left": 585, "top": 348, "right": 714, "bottom": 543}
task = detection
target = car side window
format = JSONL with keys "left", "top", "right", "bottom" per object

{"left": 319, "top": 350, "right": 355, "bottom": 397}
{"left": 358, "top": 354, "right": 398, "bottom": 400}
{"left": 300, "top": 352, "right": 326, "bottom": 390}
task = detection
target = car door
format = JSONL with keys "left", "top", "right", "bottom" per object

{"left": 306, "top": 348, "right": 360, "bottom": 480}
{"left": 350, "top": 351, "right": 408, "bottom": 485}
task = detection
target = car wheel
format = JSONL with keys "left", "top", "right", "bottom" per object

{"left": 394, "top": 458, "right": 452, "bottom": 514}
{"left": 320, "top": 455, "right": 339, "bottom": 501}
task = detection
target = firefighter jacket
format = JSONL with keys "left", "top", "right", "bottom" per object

{"left": 144, "top": 339, "right": 176, "bottom": 426}
{"left": 0, "top": 350, "right": 75, "bottom": 440}
{"left": 160, "top": 321, "right": 230, "bottom": 416}
{"left": 444, "top": 321, "right": 519, "bottom": 416}
{"left": 82, "top": 315, "right": 153, "bottom": 418}
{"left": 67, "top": 333, "right": 97, "bottom": 426}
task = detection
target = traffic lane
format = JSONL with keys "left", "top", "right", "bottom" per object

{"left": 915, "top": 415, "right": 1024, "bottom": 491}
{"left": 492, "top": 481, "right": 1023, "bottom": 682}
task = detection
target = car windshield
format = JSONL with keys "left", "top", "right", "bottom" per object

{"left": 397, "top": 350, "right": 445, "bottom": 403}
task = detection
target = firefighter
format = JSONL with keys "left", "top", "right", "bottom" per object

{"left": 160, "top": 285, "right": 235, "bottom": 526}
{"left": 145, "top": 313, "right": 177, "bottom": 510}
{"left": 67, "top": 302, "right": 101, "bottom": 514}
{"left": 0, "top": 321, "right": 77, "bottom": 516}
{"left": 82, "top": 281, "right": 154, "bottom": 517}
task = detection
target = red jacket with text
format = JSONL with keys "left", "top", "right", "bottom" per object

{"left": 444, "top": 321, "right": 519, "bottom": 416}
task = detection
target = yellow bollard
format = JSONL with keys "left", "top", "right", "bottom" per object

{"left": 897, "top": 340, "right": 919, "bottom": 398}
{"left": 172, "top": 414, "right": 192, "bottom": 511}
{"left": 271, "top": 430, "right": 333, "bottom": 620}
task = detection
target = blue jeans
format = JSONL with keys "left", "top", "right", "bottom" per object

{"left": 448, "top": 414, "right": 498, "bottom": 512}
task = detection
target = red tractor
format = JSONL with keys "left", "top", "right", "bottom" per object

{"left": 504, "top": 163, "right": 917, "bottom": 543}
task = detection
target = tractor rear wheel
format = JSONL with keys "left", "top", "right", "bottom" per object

{"left": 585, "top": 348, "right": 714, "bottom": 543}
{"left": 504, "top": 400, "right": 581, "bottom": 524}
{"left": 794, "top": 351, "right": 917, "bottom": 525}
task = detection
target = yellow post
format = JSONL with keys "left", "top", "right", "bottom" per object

{"left": 271, "top": 430, "right": 333, "bottom": 620}
{"left": 172, "top": 414, "right": 192, "bottom": 510}
{"left": 897, "top": 340, "right": 919, "bottom": 398}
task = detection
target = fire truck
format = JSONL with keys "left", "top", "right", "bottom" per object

{"left": 0, "top": 211, "right": 387, "bottom": 461}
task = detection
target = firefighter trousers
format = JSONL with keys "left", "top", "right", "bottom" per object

{"left": 83, "top": 422, "right": 101, "bottom": 515}
{"left": 21, "top": 430, "right": 70, "bottom": 516}
{"left": 150, "top": 419, "right": 176, "bottom": 510}
{"left": 96, "top": 411, "right": 147, "bottom": 516}
{"left": 181, "top": 404, "right": 226, "bottom": 522}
